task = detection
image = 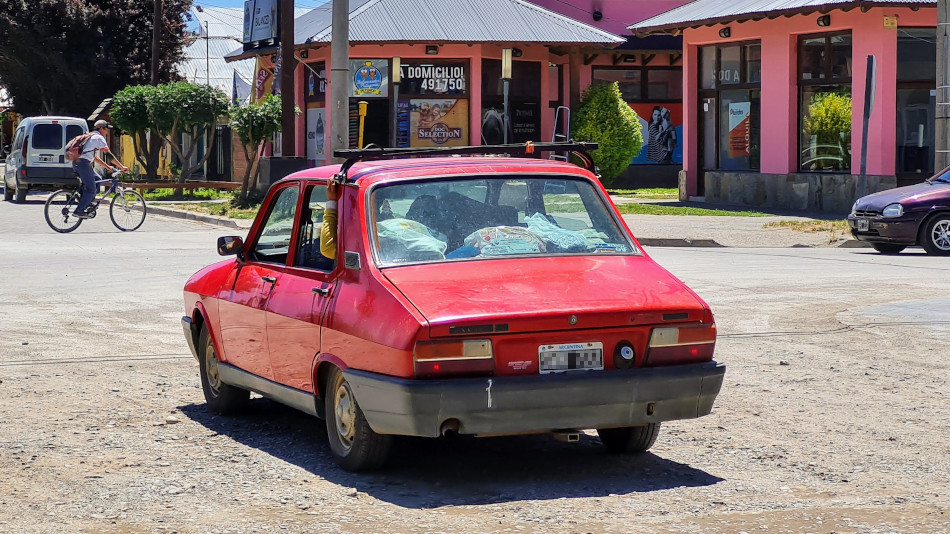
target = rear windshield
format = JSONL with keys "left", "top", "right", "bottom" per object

{"left": 31, "top": 124, "right": 63, "bottom": 150}
{"left": 370, "top": 176, "right": 638, "bottom": 266}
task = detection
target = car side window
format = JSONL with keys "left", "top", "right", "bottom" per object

{"left": 294, "top": 184, "right": 335, "bottom": 271}
{"left": 251, "top": 186, "right": 299, "bottom": 264}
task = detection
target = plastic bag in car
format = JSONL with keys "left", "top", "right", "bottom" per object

{"left": 464, "top": 226, "right": 546, "bottom": 256}
{"left": 376, "top": 218, "right": 447, "bottom": 263}
{"left": 524, "top": 213, "right": 588, "bottom": 252}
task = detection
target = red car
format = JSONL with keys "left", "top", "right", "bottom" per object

{"left": 181, "top": 143, "right": 725, "bottom": 471}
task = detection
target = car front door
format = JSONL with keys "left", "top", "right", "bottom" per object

{"left": 265, "top": 181, "right": 336, "bottom": 392}
{"left": 217, "top": 183, "right": 300, "bottom": 381}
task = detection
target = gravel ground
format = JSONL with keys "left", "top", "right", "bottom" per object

{"left": 3, "top": 193, "right": 946, "bottom": 534}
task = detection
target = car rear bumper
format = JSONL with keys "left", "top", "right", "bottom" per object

{"left": 344, "top": 361, "right": 726, "bottom": 437}
{"left": 847, "top": 215, "right": 921, "bottom": 244}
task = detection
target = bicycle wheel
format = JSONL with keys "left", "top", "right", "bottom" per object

{"left": 109, "top": 190, "right": 147, "bottom": 231}
{"left": 44, "top": 189, "right": 83, "bottom": 233}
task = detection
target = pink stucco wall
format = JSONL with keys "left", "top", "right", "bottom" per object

{"left": 530, "top": 0, "right": 690, "bottom": 36}
{"left": 682, "top": 7, "right": 935, "bottom": 196}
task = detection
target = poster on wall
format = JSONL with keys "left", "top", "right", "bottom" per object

{"left": 630, "top": 104, "right": 683, "bottom": 165}
{"left": 728, "top": 102, "right": 751, "bottom": 158}
{"left": 409, "top": 99, "right": 469, "bottom": 147}
{"left": 304, "top": 63, "right": 327, "bottom": 103}
{"left": 349, "top": 60, "right": 389, "bottom": 98}
{"left": 306, "top": 107, "right": 326, "bottom": 165}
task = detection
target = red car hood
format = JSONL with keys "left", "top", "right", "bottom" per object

{"left": 382, "top": 256, "right": 708, "bottom": 336}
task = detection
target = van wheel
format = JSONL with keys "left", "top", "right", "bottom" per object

{"left": 13, "top": 181, "right": 27, "bottom": 203}
{"left": 3, "top": 184, "right": 12, "bottom": 201}
{"left": 597, "top": 423, "right": 661, "bottom": 453}
{"left": 324, "top": 366, "right": 391, "bottom": 471}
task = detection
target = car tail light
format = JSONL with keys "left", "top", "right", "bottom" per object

{"left": 22, "top": 138, "right": 28, "bottom": 158}
{"left": 413, "top": 339, "right": 494, "bottom": 378}
{"left": 644, "top": 324, "right": 716, "bottom": 366}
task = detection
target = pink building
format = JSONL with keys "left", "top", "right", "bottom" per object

{"left": 633, "top": 0, "right": 938, "bottom": 212}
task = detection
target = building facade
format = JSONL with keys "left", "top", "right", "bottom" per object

{"left": 633, "top": 1, "right": 937, "bottom": 213}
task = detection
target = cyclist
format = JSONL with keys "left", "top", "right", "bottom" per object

{"left": 74, "top": 120, "right": 129, "bottom": 218}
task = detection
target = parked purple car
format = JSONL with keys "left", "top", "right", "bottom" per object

{"left": 848, "top": 168, "right": 950, "bottom": 255}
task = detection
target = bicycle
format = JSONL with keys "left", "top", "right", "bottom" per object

{"left": 44, "top": 171, "right": 147, "bottom": 233}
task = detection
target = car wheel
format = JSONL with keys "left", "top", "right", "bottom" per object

{"left": 324, "top": 366, "right": 391, "bottom": 471}
{"left": 13, "top": 180, "right": 27, "bottom": 203}
{"left": 920, "top": 214, "right": 950, "bottom": 256}
{"left": 871, "top": 244, "right": 906, "bottom": 254}
{"left": 597, "top": 423, "right": 661, "bottom": 453}
{"left": 197, "top": 324, "right": 249, "bottom": 415}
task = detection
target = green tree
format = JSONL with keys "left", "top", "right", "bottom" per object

{"left": 148, "top": 82, "right": 229, "bottom": 183}
{"left": 802, "top": 91, "right": 852, "bottom": 171}
{"left": 0, "top": 0, "right": 191, "bottom": 117}
{"left": 229, "top": 95, "right": 286, "bottom": 205}
{"left": 570, "top": 82, "right": 642, "bottom": 185}
{"left": 111, "top": 84, "right": 163, "bottom": 181}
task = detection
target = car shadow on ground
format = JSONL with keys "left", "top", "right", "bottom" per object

{"left": 179, "top": 397, "right": 723, "bottom": 508}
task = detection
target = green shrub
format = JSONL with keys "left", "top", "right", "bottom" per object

{"left": 571, "top": 82, "right": 643, "bottom": 185}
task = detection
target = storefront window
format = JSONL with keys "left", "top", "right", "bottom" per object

{"left": 798, "top": 32, "right": 852, "bottom": 172}
{"left": 482, "top": 59, "right": 542, "bottom": 144}
{"left": 897, "top": 28, "right": 936, "bottom": 177}
{"left": 593, "top": 67, "right": 684, "bottom": 166}
{"left": 697, "top": 42, "right": 761, "bottom": 174}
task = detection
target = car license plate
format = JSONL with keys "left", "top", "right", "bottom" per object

{"left": 539, "top": 342, "right": 604, "bottom": 374}
{"left": 39, "top": 155, "right": 54, "bottom": 162}
{"left": 857, "top": 218, "right": 869, "bottom": 231}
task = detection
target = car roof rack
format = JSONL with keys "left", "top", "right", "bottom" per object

{"left": 332, "top": 141, "right": 598, "bottom": 183}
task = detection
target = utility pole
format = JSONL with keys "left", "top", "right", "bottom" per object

{"left": 151, "top": 0, "right": 161, "bottom": 84}
{"left": 280, "top": 0, "right": 295, "bottom": 156}
{"left": 330, "top": 0, "right": 350, "bottom": 162}
{"left": 938, "top": 0, "right": 950, "bottom": 171}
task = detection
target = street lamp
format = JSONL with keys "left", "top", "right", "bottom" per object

{"left": 391, "top": 56, "right": 401, "bottom": 148}
{"left": 501, "top": 48, "right": 512, "bottom": 144}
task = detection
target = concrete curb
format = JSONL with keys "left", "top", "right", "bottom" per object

{"left": 638, "top": 238, "right": 725, "bottom": 248}
{"left": 148, "top": 205, "right": 251, "bottom": 230}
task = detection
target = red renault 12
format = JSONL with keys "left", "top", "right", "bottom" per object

{"left": 182, "top": 142, "right": 725, "bottom": 471}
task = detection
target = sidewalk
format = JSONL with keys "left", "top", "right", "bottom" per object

{"left": 145, "top": 199, "right": 865, "bottom": 249}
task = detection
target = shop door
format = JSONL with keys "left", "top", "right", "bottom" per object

{"left": 698, "top": 96, "right": 717, "bottom": 197}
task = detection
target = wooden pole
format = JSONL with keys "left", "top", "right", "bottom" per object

{"left": 937, "top": 0, "right": 950, "bottom": 171}
{"left": 280, "top": 0, "right": 295, "bottom": 156}
{"left": 151, "top": 0, "right": 161, "bottom": 84}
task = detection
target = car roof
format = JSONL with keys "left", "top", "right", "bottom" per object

{"left": 281, "top": 157, "right": 597, "bottom": 188}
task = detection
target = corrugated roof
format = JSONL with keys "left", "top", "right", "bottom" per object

{"left": 296, "top": 0, "right": 623, "bottom": 44}
{"left": 630, "top": 0, "right": 936, "bottom": 34}
{"left": 179, "top": 36, "right": 256, "bottom": 96}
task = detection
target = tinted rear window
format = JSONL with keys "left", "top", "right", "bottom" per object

{"left": 66, "top": 124, "right": 85, "bottom": 143}
{"left": 31, "top": 124, "right": 63, "bottom": 150}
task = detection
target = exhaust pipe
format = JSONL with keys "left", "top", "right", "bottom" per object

{"left": 552, "top": 430, "right": 580, "bottom": 443}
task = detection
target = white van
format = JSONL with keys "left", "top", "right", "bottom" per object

{"left": 3, "top": 116, "right": 88, "bottom": 203}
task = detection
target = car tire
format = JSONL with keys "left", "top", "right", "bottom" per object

{"left": 871, "top": 244, "right": 905, "bottom": 254}
{"left": 920, "top": 213, "right": 950, "bottom": 256}
{"left": 197, "top": 324, "right": 249, "bottom": 415}
{"left": 324, "top": 366, "right": 391, "bottom": 471}
{"left": 13, "top": 180, "right": 27, "bottom": 203}
{"left": 597, "top": 423, "right": 661, "bottom": 453}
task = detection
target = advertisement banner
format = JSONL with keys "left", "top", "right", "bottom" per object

{"left": 409, "top": 99, "right": 469, "bottom": 147}
{"left": 252, "top": 57, "right": 274, "bottom": 104}
{"left": 399, "top": 62, "right": 467, "bottom": 95}
{"left": 630, "top": 103, "right": 683, "bottom": 165}
{"left": 306, "top": 107, "right": 326, "bottom": 164}
{"left": 350, "top": 60, "right": 389, "bottom": 98}
{"left": 728, "top": 101, "right": 751, "bottom": 158}
{"left": 243, "top": 0, "right": 278, "bottom": 44}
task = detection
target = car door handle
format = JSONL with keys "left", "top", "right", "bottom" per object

{"left": 261, "top": 276, "right": 277, "bottom": 284}
{"left": 312, "top": 287, "right": 331, "bottom": 297}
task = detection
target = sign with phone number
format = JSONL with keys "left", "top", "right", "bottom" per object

{"left": 400, "top": 63, "right": 467, "bottom": 95}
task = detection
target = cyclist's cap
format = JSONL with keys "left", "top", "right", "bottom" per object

{"left": 94, "top": 120, "right": 113, "bottom": 130}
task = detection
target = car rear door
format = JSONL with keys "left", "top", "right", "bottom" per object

{"left": 265, "top": 181, "right": 336, "bottom": 392}
{"left": 216, "top": 183, "right": 300, "bottom": 380}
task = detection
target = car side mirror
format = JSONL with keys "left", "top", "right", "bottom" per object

{"left": 217, "top": 236, "right": 245, "bottom": 256}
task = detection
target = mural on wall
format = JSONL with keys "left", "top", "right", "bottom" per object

{"left": 409, "top": 99, "right": 468, "bottom": 147}
{"left": 631, "top": 103, "right": 682, "bottom": 165}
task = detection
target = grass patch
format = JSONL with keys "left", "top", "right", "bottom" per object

{"left": 764, "top": 219, "right": 849, "bottom": 233}
{"left": 162, "top": 201, "right": 260, "bottom": 219}
{"left": 142, "top": 188, "right": 234, "bottom": 201}
{"left": 615, "top": 203, "right": 770, "bottom": 216}
{"left": 608, "top": 188, "right": 678, "bottom": 199}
